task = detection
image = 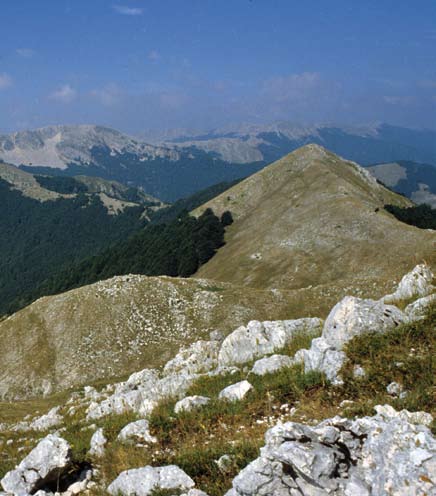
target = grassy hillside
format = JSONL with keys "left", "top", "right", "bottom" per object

{"left": 194, "top": 145, "right": 436, "bottom": 291}
{"left": 0, "top": 275, "right": 322, "bottom": 400}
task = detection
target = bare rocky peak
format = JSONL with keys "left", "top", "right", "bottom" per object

{"left": 0, "top": 124, "right": 181, "bottom": 169}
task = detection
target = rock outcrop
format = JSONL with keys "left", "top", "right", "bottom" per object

{"left": 251, "top": 355, "right": 294, "bottom": 376}
{"left": 117, "top": 420, "right": 157, "bottom": 445}
{"left": 1, "top": 434, "right": 92, "bottom": 496}
{"left": 383, "top": 263, "right": 435, "bottom": 304}
{"left": 107, "top": 466, "right": 195, "bottom": 496}
{"left": 225, "top": 406, "right": 436, "bottom": 496}
{"left": 300, "top": 296, "right": 407, "bottom": 383}
{"left": 218, "top": 318, "right": 322, "bottom": 367}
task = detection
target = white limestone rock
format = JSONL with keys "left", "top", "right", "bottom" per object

{"left": 386, "top": 381, "right": 403, "bottom": 396}
{"left": 251, "top": 355, "right": 294, "bottom": 376}
{"left": 374, "top": 404, "right": 434, "bottom": 426}
{"left": 86, "top": 366, "right": 198, "bottom": 421}
{"left": 1, "top": 434, "right": 72, "bottom": 496}
{"left": 301, "top": 296, "right": 407, "bottom": 383}
{"left": 163, "top": 340, "right": 220, "bottom": 376}
{"left": 174, "top": 396, "right": 211, "bottom": 414}
{"left": 322, "top": 296, "right": 406, "bottom": 350}
{"left": 107, "top": 465, "right": 195, "bottom": 496}
{"left": 218, "top": 318, "right": 323, "bottom": 367}
{"left": 88, "top": 428, "right": 107, "bottom": 457}
{"left": 12, "top": 407, "right": 63, "bottom": 433}
{"left": 353, "top": 364, "right": 366, "bottom": 378}
{"left": 117, "top": 420, "right": 157, "bottom": 444}
{"left": 218, "top": 381, "right": 253, "bottom": 402}
{"left": 405, "top": 293, "right": 436, "bottom": 321}
{"left": 383, "top": 264, "right": 434, "bottom": 304}
{"left": 226, "top": 406, "right": 436, "bottom": 496}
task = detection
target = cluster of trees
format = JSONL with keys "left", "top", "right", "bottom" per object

{"left": 27, "top": 209, "right": 233, "bottom": 304}
{"left": 0, "top": 179, "right": 147, "bottom": 315}
{"left": 385, "top": 203, "right": 436, "bottom": 230}
{"left": 34, "top": 175, "right": 88, "bottom": 194}
{"left": 0, "top": 170, "right": 235, "bottom": 316}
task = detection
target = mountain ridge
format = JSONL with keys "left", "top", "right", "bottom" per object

{"left": 194, "top": 144, "right": 435, "bottom": 290}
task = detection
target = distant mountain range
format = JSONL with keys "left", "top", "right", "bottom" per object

{"left": 1, "top": 122, "right": 436, "bottom": 202}
{"left": 0, "top": 125, "right": 263, "bottom": 202}
{"left": 368, "top": 160, "right": 436, "bottom": 207}
{"left": 152, "top": 122, "right": 436, "bottom": 166}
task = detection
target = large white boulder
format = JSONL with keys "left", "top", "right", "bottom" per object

{"left": 107, "top": 465, "right": 195, "bottom": 496}
{"left": 218, "top": 318, "right": 323, "bottom": 367}
{"left": 301, "top": 296, "right": 407, "bottom": 383}
{"left": 383, "top": 264, "right": 434, "bottom": 304}
{"left": 218, "top": 381, "right": 253, "bottom": 402}
{"left": 225, "top": 406, "right": 436, "bottom": 495}
{"left": 251, "top": 355, "right": 294, "bottom": 376}
{"left": 1, "top": 434, "right": 72, "bottom": 496}
{"left": 117, "top": 420, "right": 157, "bottom": 444}
{"left": 322, "top": 296, "right": 406, "bottom": 350}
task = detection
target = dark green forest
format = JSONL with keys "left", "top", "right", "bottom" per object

{"left": 0, "top": 179, "right": 147, "bottom": 315}
{"left": 385, "top": 203, "right": 436, "bottom": 229}
{"left": 13, "top": 209, "right": 232, "bottom": 313}
{"left": 0, "top": 177, "right": 235, "bottom": 316}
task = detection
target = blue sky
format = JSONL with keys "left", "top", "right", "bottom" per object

{"left": 0, "top": 0, "right": 435, "bottom": 134}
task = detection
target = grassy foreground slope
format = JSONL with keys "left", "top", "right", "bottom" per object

{"left": 0, "top": 275, "right": 324, "bottom": 400}
{"left": 1, "top": 301, "right": 434, "bottom": 495}
{"left": 194, "top": 144, "right": 436, "bottom": 292}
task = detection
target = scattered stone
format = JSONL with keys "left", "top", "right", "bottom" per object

{"left": 215, "top": 454, "right": 235, "bottom": 474}
{"left": 251, "top": 354, "right": 294, "bottom": 376}
{"left": 107, "top": 465, "right": 195, "bottom": 496}
{"left": 12, "top": 407, "right": 63, "bottom": 433}
{"left": 174, "top": 396, "right": 211, "bottom": 414}
{"left": 353, "top": 364, "right": 366, "bottom": 378}
{"left": 163, "top": 340, "right": 220, "bottom": 377}
{"left": 218, "top": 318, "right": 323, "bottom": 367}
{"left": 89, "top": 428, "right": 107, "bottom": 457}
{"left": 218, "top": 380, "right": 253, "bottom": 402}
{"left": 1, "top": 434, "right": 72, "bottom": 496}
{"left": 117, "top": 420, "right": 157, "bottom": 444}
{"left": 386, "top": 381, "right": 403, "bottom": 396}
{"left": 225, "top": 406, "right": 436, "bottom": 496}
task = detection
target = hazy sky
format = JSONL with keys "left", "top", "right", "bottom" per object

{"left": 1, "top": 0, "right": 436, "bottom": 134}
